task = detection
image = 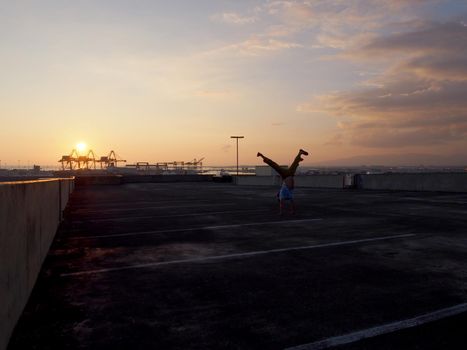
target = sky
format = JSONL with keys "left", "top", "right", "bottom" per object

{"left": 1, "top": 0, "right": 467, "bottom": 167}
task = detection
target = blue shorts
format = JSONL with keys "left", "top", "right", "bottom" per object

{"left": 279, "top": 184, "right": 293, "bottom": 200}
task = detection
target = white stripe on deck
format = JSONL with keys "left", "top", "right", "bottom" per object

{"left": 285, "top": 302, "right": 467, "bottom": 350}
{"left": 404, "top": 197, "right": 467, "bottom": 205}
{"left": 71, "top": 218, "right": 323, "bottom": 240}
{"left": 72, "top": 209, "right": 270, "bottom": 224}
{"left": 61, "top": 233, "right": 415, "bottom": 277}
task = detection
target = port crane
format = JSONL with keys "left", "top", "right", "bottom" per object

{"left": 185, "top": 157, "right": 204, "bottom": 170}
{"left": 58, "top": 149, "right": 79, "bottom": 170}
{"left": 59, "top": 150, "right": 202, "bottom": 173}
{"left": 59, "top": 150, "right": 125, "bottom": 170}
{"left": 97, "top": 150, "right": 126, "bottom": 169}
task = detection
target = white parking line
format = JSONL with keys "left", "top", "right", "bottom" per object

{"left": 405, "top": 197, "right": 467, "bottom": 205}
{"left": 285, "top": 302, "right": 467, "bottom": 350}
{"left": 72, "top": 209, "right": 270, "bottom": 224}
{"left": 61, "top": 233, "right": 415, "bottom": 277}
{"left": 70, "top": 218, "right": 324, "bottom": 240}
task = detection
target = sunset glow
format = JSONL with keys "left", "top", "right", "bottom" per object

{"left": 76, "top": 143, "right": 87, "bottom": 154}
{"left": 1, "top": 1, "right": 466, "bottom": 167}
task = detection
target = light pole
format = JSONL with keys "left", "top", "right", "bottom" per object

{"left": 230, "top": 136, "right": 244, "bottom": 183}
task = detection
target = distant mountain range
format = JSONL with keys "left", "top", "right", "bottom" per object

{"left": 313, "top": 153, "right": 467, "bottom": 167}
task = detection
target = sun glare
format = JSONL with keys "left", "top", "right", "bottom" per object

{"left": 76, "top": 142, "right": 87, "bottom": 153}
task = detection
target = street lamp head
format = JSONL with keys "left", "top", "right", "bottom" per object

{"left": 230, "top": 136, "right": 244, "bottom": 139}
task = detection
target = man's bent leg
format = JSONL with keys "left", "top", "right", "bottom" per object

{"left": 287, "top": 149, "right": 308, "bottom": 176}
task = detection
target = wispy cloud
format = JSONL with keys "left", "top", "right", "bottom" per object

{"left": 298, "top": 20, "right": 467, "bottom": 148}
{"left": 207, "top": 1, "right": 433, "bottom": 57}
{"left": 203, "top": 36, "right": 303, "bottom": 57}
{"left": 221, "top": 144, "right": 232, "bottom": 153}
{"left": 210, "top": 12, "right": 257, "bottom": 25}
{"left": 257, "top": 0, "right": 435, "bottom": 47}
{"left": 324, "top": 133, "right": 344, "bottom": 146}
{"left": 271, "top": 121, "right": 285, "bottom": 126}
{"left": 341, "top": 21, "right": 467, "bottom": 60}
{"left": 194, "top": 89, "right": 234, "bottom": 99}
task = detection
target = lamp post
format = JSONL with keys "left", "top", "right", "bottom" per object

{"left": 230, "top": 136, "right": 244, "bottom": 183}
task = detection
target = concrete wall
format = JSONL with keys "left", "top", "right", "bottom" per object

{"left": 122, "top": 175, "right": 213, "bottom": 183}
{"left": 235, "top": 175, "right": 280, "bottom": 186}
{"left": 0, "top": 176, "right": 53, "bottom": 183}
{"left": 0, "top": 178, "right": 74, "bottom": 350}
{"left": 236, "top": 175, "right": 345, "bottom": 188}
{"left": 295, "top": 175, "right": 345, "bottom": 188}
{"left": 238, "top": 173, "right": 467, "bottom": 192}
{"left": 75, "top": 175, "right": 123, "bottom": 186}
{"left": 357, "top": 173, "right": 467, "bottom": 192}
{"left": 74, "top": 174, "right": 213, "bottom": 186}
{"left": 255, "top": 166, "right": 287, "bottom": 177}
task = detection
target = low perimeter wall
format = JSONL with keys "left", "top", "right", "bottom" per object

{"left": 237, "top": 173, "right": 467, "bottom": 192}
{"left": 236, "top": 175, "right": 345, "bottom": 188}
{"left": 0, "top": 178, "right": 74, "bottom": 350}
{"left": 122, "top": 175, "right": 213, "bottom": 183}
{"left": 357, "top": 173, "right": 467, "bottom": 192}
{"left": 74, "top": 174, "right": 213, "bottom": 186}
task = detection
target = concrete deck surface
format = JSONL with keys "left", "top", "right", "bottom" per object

{"left": 8, "top": 183, "right": 467, "bottom": 349}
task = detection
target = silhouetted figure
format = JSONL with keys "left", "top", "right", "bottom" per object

{"left": 257, "top": 149, "right": 309, "bottom": 215}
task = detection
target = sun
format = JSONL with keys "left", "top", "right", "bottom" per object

{"left": 76, "top": 142, "right": 87, "bottom": 153}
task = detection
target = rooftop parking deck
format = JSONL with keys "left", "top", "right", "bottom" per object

{"left": 8, "top": 182, "right": 467, "bottom": 349}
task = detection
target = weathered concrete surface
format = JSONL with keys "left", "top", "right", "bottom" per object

{"left": 358, "top": 173, "right": 467, "bottom": 192}
{"left": 0, "top": 176, "right": 53, "bottom": 183}
{"left": 295, "top": 174, "right": 345, "bottom": 188}
{"left": 8, "top": 183, "right": 467, "bottom": 349}
{"left": 75, "top": 175, "right": 123, "bottom": 186}
{"left": 237, "top": 174, "right": 345, "bottom": 188}
{"left": 0, "top": 179, "right": 74, "bottom": 350}
{"left": 59, "top": 179, "right": 75, "bottom": 212}
{"left": 235, "top": 175, "right": 281, "bottom": 186}
{"left": 74, "top": 174, "right": 213, "bottom": 186}
{"left": 122, "top": 174, "right": 212, "bottom": 183}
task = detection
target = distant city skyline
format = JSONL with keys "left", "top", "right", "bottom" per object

{"left": 1, "top": 1, "right": 467, "bottom": 166}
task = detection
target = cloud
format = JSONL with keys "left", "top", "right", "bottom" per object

{"left": 400, "top": 54, "right": 467, "bottom": 81}
{"left": 258, "top": 0, "right": 436, "bottom": 46}
{"left": 211, "top": 12, "right": 257, "bottom": 25}
{"left": 316, "top": 31, "right": 376, "bottom": 50}
{"left": 267, "top": 1, "right": 315, "bottom": 24}
{"left": 221, "top": 144, "right": 232, "bottom": 153}
{"left": 324, "top": 133, "right": 344, "bottom": 146}
{"left": 300, "top": 77, "right": 467, "bottom": 148}
{"left": 207, "top": 1, "right": 437, "bottom": 58}
{"left": 194, "top": 89, "right": 234, "bottom": 98}
{"left": 265, "top": 24, "right": 299, "bottom": 38}
{"left": 298, "top": 20, "right": 467, "bottom": 148}
{"left": 348, "top": 125, "right": 466, "bottom": 148}
{"left": 342, "top": 21, "right": 467, "bottom": 60}
{"left": 204, "top": 36, "right": 303, "bottom": 57}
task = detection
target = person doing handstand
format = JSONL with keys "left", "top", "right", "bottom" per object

{"left": 257, "top": 149, "right": 309, "bottom": 215}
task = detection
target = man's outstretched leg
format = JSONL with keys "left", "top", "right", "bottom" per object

{"left": 257, "top": 152, "right": 288, "bottom": 179}
{"left": 286, "top": 149, "right": 309, "bottom": 177}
